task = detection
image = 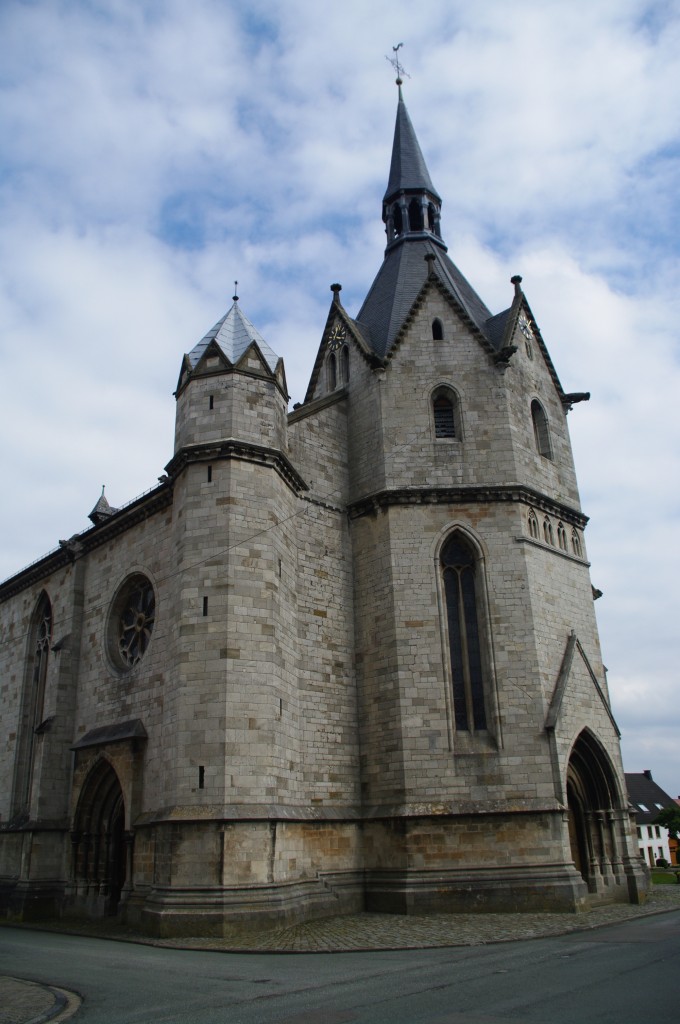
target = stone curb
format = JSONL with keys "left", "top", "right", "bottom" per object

{"left": 0, "top": 977, "right": 81, "bottom": 1024}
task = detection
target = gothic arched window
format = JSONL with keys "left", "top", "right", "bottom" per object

{"left": 572, "top": 529, "right": 582, "bottom": 558}
{"left": 528, "top": 509, "right": 539, "bottom": 539}
{"left": 441, "top": 533, "right": 487, "bottom": 732}
{"left": 328, "top": 352, "right": 337, "bottom": 391}
{"left": 543, "top": 517, "right": 554, "bottom": 546}
{"left": 557, "top": 522, "right": 567, "bottom": 551}
{"left": 433, "top": 390, "right": 457, "bottom": 439}
{"left": 341, "top": 344, "right": 350, "bottom": 384}
{"left": 432, "top": 318, "right": 444, "bottom": 341}
{"left": 531, "top": 399, "right": 553, "bottom": 459}
{"left": 12, "top": 592, "right": 52, "bottom": 815}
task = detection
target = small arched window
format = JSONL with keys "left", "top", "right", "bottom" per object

{"left": 572, "top": 529, "right": 582, "bottom": 558}
{"left": 441, "top": 533, "right": 487, "bottom": 732}
{"left": 328, "top": 352, "right": 337, "bottom": 391}
{"left": 531, "top": 399, "right": 553, "bottom": 459}
{"left": 557, "top": 522, "right": 567, "bottom": 551}
{"left": 543, "top": 517, "right": 554, "bottom": 546}
{"left": 528, "top": 509, "right": 539, "bottom": 539}
{"left": 393, "top": 204, "right": 403, "bottom": 235}
{"left": 432, "top": 319, "right": 444, "bottom": 341}
{"left": 433, "top": 391, "right": 457, "bottom": 439}
{"left": 341, "top": 345, "right": 350, "bottom": 384}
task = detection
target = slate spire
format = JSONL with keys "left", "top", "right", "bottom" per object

{"left": 382, "top": 82, "right": 444, "bottom": 250}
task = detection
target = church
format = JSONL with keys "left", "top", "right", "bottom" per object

{"left": 0, "top": 82, "right": 648, "bottom": 935}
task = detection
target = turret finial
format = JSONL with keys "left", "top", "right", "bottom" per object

{"left": 511, "top": 275, "right": 523, "bottom": 297}
{"left": 233, "top": 281, "right": 239, "bottom": 303}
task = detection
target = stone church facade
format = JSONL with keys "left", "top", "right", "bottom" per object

{"left": 0, "top": 86, "right": 647, "bottom": 935}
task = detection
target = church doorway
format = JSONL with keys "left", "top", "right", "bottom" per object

{"left": 71, "top": 759, "right": 127, "bottom": 916}
{"left": 566, "top": 730, "right": 623, "bottom": 892}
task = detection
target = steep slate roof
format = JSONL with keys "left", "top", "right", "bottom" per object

{"left": 355, "top": 236, "right": 495, "bottom": 359}
{"left": 188, "top": 301, "right": 279, "bottom": 373}
{"left": 384, "top": 88, "right": 441, "bottom": 202}
{"left": 625, "top": 770, "right": 676, "bottom": 825}
{"left": 354, "top": 87, "right": 502, "bottom": 361}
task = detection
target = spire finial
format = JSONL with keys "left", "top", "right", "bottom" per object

{"left": 511, "top": 274, "right": 523, "bottom": 298}
{"left": 233, "top": 281, "right": 239, "bottom": 303}
{"left": 386, "top": 43, "right": 410, "bottom": 96}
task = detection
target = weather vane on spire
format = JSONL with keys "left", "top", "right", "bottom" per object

{"left": 386, "top": 43, "right": 410, "bottom": 84}
{"left": 233, "top": 280, "right": 239, "bottom": 303}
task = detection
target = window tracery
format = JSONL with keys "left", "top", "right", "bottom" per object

{"left": 441, "top": 533, "right": 487, "bottom": 733}
{"left": 108, "top": 575, "right": 156, "bottom": 671}
{"left": 543, "top": 517, "right": 554, "bottom": 546}
{"left": 528, "top": 509, "right": 539, "bottom": 539}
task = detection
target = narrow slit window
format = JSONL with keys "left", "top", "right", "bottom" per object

{"left": 202, "top": 596, "right": 208, "bottom": 616}
{"left": 207, "top": 465, "right": 212, "bottom": 483}
{"left": 209, "top": 395, "right": 214, "bottom": 410}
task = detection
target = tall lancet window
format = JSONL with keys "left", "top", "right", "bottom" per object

{"left": 441, "top": 533, "right": 487, "bottom": 732}
{"left": 13, "top": 592, "right": 52, "bottom": 815}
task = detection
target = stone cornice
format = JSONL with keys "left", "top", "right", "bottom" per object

{"left": 165, "top": 439, "right": 309, "bottom": 495}
{"left": 0, "top": 483, "right": 173, "bottom": 602}
{"left": 288, "top": 386, "right": 348, "bottom": 425}
{"left": 348, "top": 484, "right": 588, "bottom": 527}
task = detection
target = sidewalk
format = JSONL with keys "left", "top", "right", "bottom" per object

{"left": 0, "top": 976, "right": 80, "bottom": 1024}
{"left": 2, "top": 884, "right": 679, "bottom": 1023}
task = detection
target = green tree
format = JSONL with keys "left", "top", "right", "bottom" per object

{"left": 654, "top": 807, "right": 680, "bottom": 840}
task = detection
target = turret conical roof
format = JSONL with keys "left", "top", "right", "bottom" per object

{"left": 188, "top": 300, "right": 279, "bottom": 373}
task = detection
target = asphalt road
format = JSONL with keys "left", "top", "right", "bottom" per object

{"left": 1, "top": 911, "right": 678, "bottom": 1024}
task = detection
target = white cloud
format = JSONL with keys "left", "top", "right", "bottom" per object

{"left": 1, "top": 0, "right": 679, "bottom": 793}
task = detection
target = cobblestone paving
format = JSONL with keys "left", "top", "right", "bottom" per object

{"left": 183, "top": 885, "right": 680, "bottom": 952}
{"left": 5, "top": 884, "right": 679, "bottom": 953}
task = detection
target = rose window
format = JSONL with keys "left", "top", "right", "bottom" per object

{"left": 109, "top": 575, "right": 156, "bottom": 670}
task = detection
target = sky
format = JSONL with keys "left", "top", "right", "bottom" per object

{"left": 1, "top": 0, "right": 679, "bottom": 799}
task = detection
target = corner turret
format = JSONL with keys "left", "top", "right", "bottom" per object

{"left": 173, "top": 294, "right": 288, "bottom": 456}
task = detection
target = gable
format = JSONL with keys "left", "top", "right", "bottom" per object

{"left": 545, "top": 632, "right": 620, "bottom": 738}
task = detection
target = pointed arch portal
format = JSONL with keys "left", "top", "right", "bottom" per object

{"left": 566, "top": 731, "right": 625, "bottom": 893}
{"left": 71, "top": 760, "right": 127, "bottom": 915}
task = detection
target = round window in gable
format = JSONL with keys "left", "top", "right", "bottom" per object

{"left": 108, "top": 574, "right": 156, "bottom": 671}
